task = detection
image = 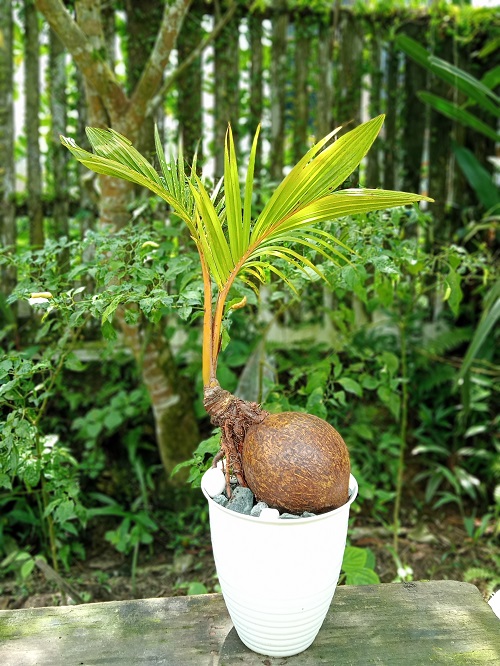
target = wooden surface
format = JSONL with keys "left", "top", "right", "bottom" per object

{"left": 0, "top": 581, "right": 499, "bottom": 665}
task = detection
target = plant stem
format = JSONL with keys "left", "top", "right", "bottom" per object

{"left": 198, "top": 246, "right": 214, "bottom": 387}
{"left": 30, "top": 315, "right": 90, "bottom": 573}
{"left": 210, "top": 289, "right": 229, "bottom": 382}
{"left": 393, "top": 319, "right": 409, "bottom": 554}
{"left": 131, "top": 542, "right": 139, "bottom": 598}
{"left": 34, "top": 431, "right": 60, "bottom": 573}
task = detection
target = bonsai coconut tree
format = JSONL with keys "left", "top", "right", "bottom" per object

{"left": 61, "top": 115, "right": 431, "bottom": 514}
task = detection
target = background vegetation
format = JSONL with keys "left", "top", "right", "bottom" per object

{"left": 0, "top": 0, "right": 498, "bottom": 606}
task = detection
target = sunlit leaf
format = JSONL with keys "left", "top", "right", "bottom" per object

{"left": 418, "top": 92, "right": 500, "bottom": 142}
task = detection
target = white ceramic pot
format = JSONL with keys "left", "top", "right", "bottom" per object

{"left": 201, "top": 471, "right": 358, "bottom": 657}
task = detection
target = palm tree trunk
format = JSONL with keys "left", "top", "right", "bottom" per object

{"left": 0, "top": 0, "right": 16, "bottom": 304}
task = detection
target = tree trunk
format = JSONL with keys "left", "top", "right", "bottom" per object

{"left": 48, "top": 28, "right": 69, "bottom": 270}
{"left": 248, "top": 15, "right": 263, "bottom": 178}
{"left": 292, "top": 20, "right": 311, "bottom": 163}
{"left": 125, "top": 0, "right": 164, "bottom": 163}
{"left": 270, "top": 3, "right": 288, "bottom": 181}
{"left": 335, "top": 11, "right": 363, "bottom": 128}
{"left": 75, "top": 68, "right": 97, "bottom": 237}
{"left": 37, "top": 0, "right": 200, "bottom": 476}
{"left": 366, "top": 30, "right": 382, "bottom": 188}
{"left": 214, "top": 9, "right": 240, "bottom": 178}
{"left": 428, "top": 35, "right": 454, "bottom": 248}
{"left": 401, "top": 23, "right": 426, "bottom": 195}
{"left": 25, "top": 0, "right": 44, "bottom": 248}
{"left": 74, "top": 1, "right": 130, "bottom": 231}
{"left": 316, "top": 17, "right": 333, "bottom": 139}
{"left": 119, "top": 314, "right": 200, "bottom": 476}
{"left": 0, "top": 0, "right": 17, "bottom": 306}
{"left": 177, "top": 4, "right": 204, "bottom": 164}
{"left": 383, "top": 42, "right": 398, "bottom": 191}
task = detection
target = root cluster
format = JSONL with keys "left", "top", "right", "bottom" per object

{"left": 203, "top": 383, "right": 268, "bottom": 495}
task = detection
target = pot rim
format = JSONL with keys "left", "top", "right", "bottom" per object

{"left": 201, "top": 472, "right": 358, "bottom": 525}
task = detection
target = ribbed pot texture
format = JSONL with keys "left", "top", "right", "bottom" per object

{"left": 201, "top": 472, "right": 358, "bottom": 657}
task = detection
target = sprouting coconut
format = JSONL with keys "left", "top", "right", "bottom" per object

{"left": 61, "top": 117, "right": 431, "bottom": 514}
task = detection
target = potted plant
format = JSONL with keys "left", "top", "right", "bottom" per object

{"left": 61, "top": 116, "right": 431, "bottom": 656}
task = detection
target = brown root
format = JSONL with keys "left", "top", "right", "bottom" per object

{"left": 203, "top": 383, "right": 268, "bottom": 496}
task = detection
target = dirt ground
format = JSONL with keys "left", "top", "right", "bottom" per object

{"left": 1, "top": 507, "right": 497, "bottom": 611}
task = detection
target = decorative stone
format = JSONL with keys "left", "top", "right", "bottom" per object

{"left": 226, "top": 487, "right": 254, "bottom": 515}
{"left": 280, "top": 513, "right": 301, "bottom": 519}
{"left": 301, "top": 511, "right": 316, "bottom": 518}
{"left": 258, "top": 508, "right": 280, "bottom": 520}
{"left": 212, "top": 494, "right": 228, "bottom": 507}
{"left": 203, "top": 467, "right": 226, "bottom": 498}
{"left": 250, "top": 502, "right": 268, "bottom": 517}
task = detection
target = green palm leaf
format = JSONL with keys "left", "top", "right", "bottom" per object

{"left": 61, "top": 117, "right": 432, "bottom": 303}
{"left": 61, "top": 118, "right": 433, "bottom": 383}
{"left": 251, "top": 115, "right": 385, "bottom": 241}
{"left": 60, "top": 129, "right": 195, "bottom": 230}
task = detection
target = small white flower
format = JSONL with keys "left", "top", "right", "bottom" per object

{"left": 28, "top": 291, "right": 53, "bottom": 306}
{"left": 397, "top": 565, "right": 413, "bottom": 580}
{"left": 42, "top": 434, "right": 59, "bottom": 450}
{"left": 28, "top": 297, "right": 50, "bottom": 305}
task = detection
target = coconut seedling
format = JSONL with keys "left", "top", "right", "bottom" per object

{"left": 61, "top": 116, "right": 431, "bottom": 514}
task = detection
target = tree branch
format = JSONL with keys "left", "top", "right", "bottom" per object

{"left": 127, "top": 0, "right": 192, "bottom": 127}
{"left": 147, "top": 1, "right": 238, "bottom": 118}
{"left": 35, "top": 0, "right": 128, "bottom": 113}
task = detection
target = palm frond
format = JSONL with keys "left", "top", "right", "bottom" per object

{"left": 62, "top": 118, "right": 434, "bottom": 384}
{"left": 251, "top": 116, "right": 385, "bottom": 240}
{"left": 60, "top": 129, "right": 195, "bottom": 229}
{"left": 243, "top": 125, "right": 261, "bottom": 250}
{"left": 273, "top": 188, "right": 433, "bottom": 233}
{"left": 224, "top": 126, "right": 244, "bottom": 261}
{"left": 191, "top": 181, "right": 233, "bottom": 287}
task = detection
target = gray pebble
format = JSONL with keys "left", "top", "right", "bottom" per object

{"left": 212, "top": 494, "right": 228, "bottom": 507}
{"left": 250, "top": 501, "right": 268, "bottom": 517}
{"left": 280, "top": 512, "right": 301, "bottom": 519}
{"left": 301, "top": 511, "right": 316, "bottom": 518}
{"left": 226, "top": 486, "right": 254, "bottom": 515}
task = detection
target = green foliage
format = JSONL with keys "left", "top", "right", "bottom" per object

{"left": 396, "top": 33, "right": 500, "bottom": 213}
{"left": 171, "top": 431, "right": 221, "bottom": 487}
{"left": 254, "top": 206, "right": 498, "bottom": 522}
{"left": 61, "top": 118, "right": 430, "bottom": 300}
{"left": 464, "top": 552, "right": 500, "bottom": 599}
{"left": 341, "top": 546, "right": 380, "bottom": 585}
{"left": 0, "top": 222, "right": 201, "bottom": 572}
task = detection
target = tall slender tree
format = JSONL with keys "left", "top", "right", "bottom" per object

{"left": 48, "top": 28, "right": 69, "bottom": 270}
{"left": 25, "top": 0, "right": 44, "bottom": 248}
{"left": 34, "top": 0, "right": 235, "bottom": 475}
{"left": 0, "top": 0, "right": 16, "bottom": 306}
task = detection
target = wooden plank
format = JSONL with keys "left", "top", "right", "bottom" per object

{"left": 220, "top": 581, "right": 500, "bottom": 665}
{"left": 0, "top": 594, "right": 232, "bottom": 666}
{"left": 0, "top": 582, "right": 498, "bottom": 666}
